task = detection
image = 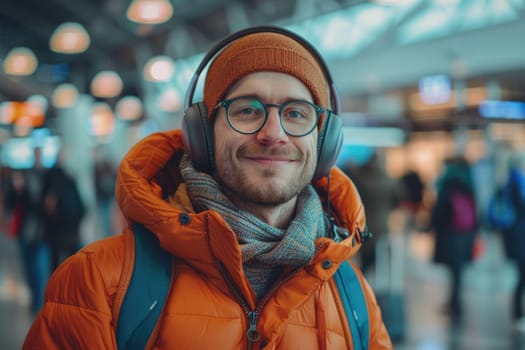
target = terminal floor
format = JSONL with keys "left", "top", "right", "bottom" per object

{"left": 1, "top": 231, "right": 524, "bottom": 350}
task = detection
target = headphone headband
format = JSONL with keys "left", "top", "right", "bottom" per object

{"left": 183, "top": 25, "right": 340, "bottom": 114}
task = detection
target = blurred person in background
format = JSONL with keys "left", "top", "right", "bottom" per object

{"left": 400, "top": 169, "right": 425, "bottom": 232}
{"left": 427, "top": 156, "right": 478, "bottom": 318}
{"left": 0, "top": 165, "right": 12, "bottom": 229}
{"left": 93, "top": 154, "right": 117, "bottom": 237}
{"left": 23, "top": 26, "right": 392, "bottom": 349}
{"left": 41, "top": 153, "right": 86, "bottom": 272}
{"left": 4, "top": 149, "right": 50, "bottom": 316}
{"left": 496, "top": 152, "right": 525, "bottom": 330}
{"left": 4, "top": 169, "right": 25, "bottom": 240}
{"left": 348, "top": 151, "right": 404, "bottom": 274}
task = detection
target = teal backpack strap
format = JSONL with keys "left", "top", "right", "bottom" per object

{"left": 333, "top": 261, "right": 369, "bottom": 350}
{"left": 116, "top": 223, "right": 173, "bottom": 350}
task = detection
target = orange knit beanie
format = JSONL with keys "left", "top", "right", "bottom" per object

{"left": 203, "top": 31, "right": 329, "bottom": 121}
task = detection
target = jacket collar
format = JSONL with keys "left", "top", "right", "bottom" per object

{"left": 115, "top": 129, "right": 365, "bottom": 269}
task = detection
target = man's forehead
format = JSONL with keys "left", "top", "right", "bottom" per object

{"left": 226, "top": 71, "right": 313, "bottom": 102}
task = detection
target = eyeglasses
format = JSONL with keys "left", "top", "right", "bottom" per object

{"left": 215, "top": 96, "right": 327, "bottom": 137}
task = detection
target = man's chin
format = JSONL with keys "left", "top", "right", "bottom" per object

{"left": 239, "top": 188, "right": 296, "bottom": 206}
{"left": 216, "top": 165, "right": 313, "bottom": 205}
{"left": 222, "top": 177, "right": 295, "bottom": 205}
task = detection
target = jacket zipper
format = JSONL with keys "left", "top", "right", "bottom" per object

{"left": 216, "top": 260, "right": 303, "bottom": 349}
{"left": 247, "top": 311, "right": 260, "bottom": 343}
{"left": 216, "top": 260, "right": 259, "bottom": 349}
{"left": 216, "top": 240, "right": 333, "bottom": 349}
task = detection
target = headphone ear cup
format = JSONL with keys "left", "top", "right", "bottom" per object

{"left": 314, "top": 113, "right": 343, "bottom": 180}
{"left": 181, "top": 102, "right": 215, "bottom": 173}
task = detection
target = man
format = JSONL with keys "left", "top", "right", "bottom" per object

{"left": 23, "top": 27, "right": 392, "bottom": 349}
{"left": 429, "top": 156, "right": 478, "bottom": 318}
{"left": 41, "top": 155, "right": 85, "bottom": 272}
{"left": 498, "top": 153, "right": 525, "bottom": 330}
{"left": 12, "top": 148, "right": 51, "bottom": 315}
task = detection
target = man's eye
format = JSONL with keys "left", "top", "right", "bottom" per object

{"left": 240, "top": 107, "right": 256, "bottom": 115}
{"left": 287, "top": 110, "right": 305, "bottom": 119}
{"left": 231, "top": 105, "right": 263, "bottom": 119}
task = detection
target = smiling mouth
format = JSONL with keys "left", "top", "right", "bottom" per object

{"left": 238, "top": 145, "right": 301, "bottom": 161}
{"left": 245, "top": 156, "right": 295, "bottom": 165}
{"left": 247, "top": 155, "right": 294, "bottom": 161}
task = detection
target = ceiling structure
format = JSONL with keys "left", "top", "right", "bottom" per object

{"left": 0, "top": 0, "right": 353, "bottom": 100}
{"left": 0, "top": 0, "right": 524, "bottom": 132}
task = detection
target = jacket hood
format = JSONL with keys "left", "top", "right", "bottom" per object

{"left": 115, "top": 129, "right": 366, "bottom": 263}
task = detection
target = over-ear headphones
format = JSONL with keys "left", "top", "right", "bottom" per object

{"left": 181, "top": 25, "right": 343, "bottom": 180}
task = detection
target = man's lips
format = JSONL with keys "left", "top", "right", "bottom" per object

{"left": 238, "top": 145, "right": 301, "bottom": 162}
{"left": 246, "top": 155, "right": 294, "bottom": 162}
{"left": 244, "top": 155, "right": 295, "bottom": 165}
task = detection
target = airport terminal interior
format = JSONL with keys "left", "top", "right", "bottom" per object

{"left": 1, "top": 0, "right": 525, "bottom": 349}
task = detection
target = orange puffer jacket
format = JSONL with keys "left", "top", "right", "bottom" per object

{"left": 23, "top": 130, "right": 392, "bottom": 349}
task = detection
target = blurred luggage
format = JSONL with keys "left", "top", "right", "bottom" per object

{"left": 374, "top": 234, "right": 406, "bottom": 343}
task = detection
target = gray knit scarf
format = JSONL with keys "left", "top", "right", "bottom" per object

{"left": 179, "top": 155, "right": 328, "bottom": 299}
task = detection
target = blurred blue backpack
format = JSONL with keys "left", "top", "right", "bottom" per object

{"left": 487, "top": 182, "right": 516, "bottom": 230}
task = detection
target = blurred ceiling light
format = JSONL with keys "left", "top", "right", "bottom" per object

{"left": 127, "top": 0, "right": 174, "bottom": 24}
{"left": 3, "top": 47, "right": 38, "bottom": 76}
{"left": 144, "top": 56, "right": 175, "bottom": 82}
{"left": 52, "top": 83, "right": 79, "bottom": 109}
{"left": 90, "top": 102, "right": 115, "bottom": 137}
{"left": 116, "top": 96, "right": 144, "bottom": 121}
{"left": 90, "top": 71, "right": 123, "bottom": 98}
{"left": 158, "top": 88, "right": 182, "bottom": 112}
{"left": 49, "top": 22, "right": 91, "bottom": 54}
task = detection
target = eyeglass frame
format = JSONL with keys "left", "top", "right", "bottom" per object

{"left": 214, "top": 95, "right": 330, "bottom": 137}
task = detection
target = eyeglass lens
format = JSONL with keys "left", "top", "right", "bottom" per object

{"left": 226, "top": 97, "right": 318, "bottom": 136}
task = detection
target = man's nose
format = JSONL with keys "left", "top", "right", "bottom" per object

{"left": 256, "top": 107, "right": 287, "bottom": 143}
